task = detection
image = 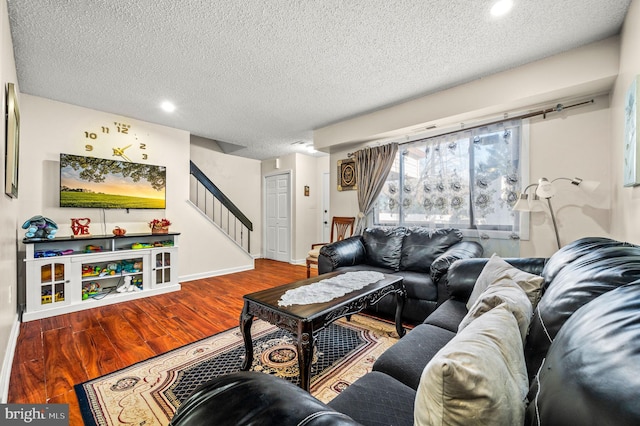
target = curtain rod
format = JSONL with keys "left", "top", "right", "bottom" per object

{"left": 347, "top": 98, "right": 594, "bottom": 157}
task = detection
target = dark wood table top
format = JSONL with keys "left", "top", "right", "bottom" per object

{"left": 243, "top": 271, "right": 403, "bottom": 321}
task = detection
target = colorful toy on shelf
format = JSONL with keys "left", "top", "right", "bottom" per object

{"left": 82, "top": 265, "right": 102, "bottom": 277}
{"left": 106, "top": 263, "right": 121, "bottom": 275}
{"left": 70, "top": 218, "right": 91, "bottom": 236}
{"left": 34, "top": 248, "right": 74, "bottom": 258}
{"left": 22, "top": 215, "right": 58, "bottom": 241}
{"left": 117, "top": 276, "right": 141, "bottom": 293}
{"left": 120, "top": 260, "right": 142, "bottom": 274}
{"left": 41, "top": 288, "right": 52, "bottom": 304}
{"left": 131, "top": 277, "right": 143, "bottom": 290}
{"left": 82, "top": 282, "right": 100, "bottom": 300}
{"left": 85, "top": 245, "right": 103, "bottom": 253}
{"left": 153, "top": 239, "right": 174, "bottom": 247}
{"left": 112, "top": 226, "right": 127, "bottom": 236}
{"left": 131, "top": 242, "right": 153, "bottom": 250}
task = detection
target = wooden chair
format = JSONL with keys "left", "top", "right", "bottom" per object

{"left": 306, "top": 216, "right": 355, "bottom": 278}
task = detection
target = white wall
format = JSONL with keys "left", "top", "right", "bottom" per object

{"left": 315, "top": 37, "right": 619, "bottom": 150}
{"left": 522, "top": 95, "right": 611, "bottom": 256}
{"left": 318, "top": 39, "right": 620, "bottom": 258}
{"left": 611, "top": 0, "right": 640, "bottom": 244}
{"left": 18, "top": 95, "right": 255, "bottom": 283}
{"left": 0, "top": 0, "right": 20, "bottom": 403}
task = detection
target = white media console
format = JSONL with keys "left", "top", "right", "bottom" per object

{"left": 23, "top": 232, "right": 180, "bottom": 321}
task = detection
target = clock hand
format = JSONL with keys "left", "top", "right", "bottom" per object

{"left": 112, "top": 146, "right": 133, "bottom": 161}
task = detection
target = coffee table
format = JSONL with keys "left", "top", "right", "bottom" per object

{"left": 239, "top": 272, "right": 405, "bottom": 391}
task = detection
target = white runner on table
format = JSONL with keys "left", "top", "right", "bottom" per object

{"left": 278, "top": 271, "right": 385, "bottom": 306}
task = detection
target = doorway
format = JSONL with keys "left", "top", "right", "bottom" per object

{"left": 264, "top": 172, "right": 291, "bottom": 262}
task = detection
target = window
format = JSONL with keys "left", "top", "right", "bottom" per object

{"left": 375, "top": 119, "right": 525, "bottom": 240}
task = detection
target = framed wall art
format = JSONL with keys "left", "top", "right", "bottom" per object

{"left": 624, "top": 75, "right": 639, "bottom": 187}
{"left": 337, "top": 158, "right": 356, "bottom": 191}
{"left": 5, "top": 82, "right": 20, "bottom": 198}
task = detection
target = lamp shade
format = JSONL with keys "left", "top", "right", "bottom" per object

{"left": 529, "top": 196, "right": 546, "bottom": 212}
{"left": 513, "top": 194, "right": 531, "bottom": 211}
{"left": 573, "top": 178, "right": 600, "bottom": 193}
{"left": 536, "top": 178, "right": 556, "bottom": 199}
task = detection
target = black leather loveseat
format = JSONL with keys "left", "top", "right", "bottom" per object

{"left": 170, "top": 237, "right": 640, "bottom": 426}
{"left": 317, "top": 226, "right": 483, "bottom": 323}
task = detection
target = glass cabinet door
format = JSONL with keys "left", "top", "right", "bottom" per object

{"left": 38, "top": 262, "right": 68, "bottom": 307}
{"left": 154, "top": 251, "right": 172, "bottom": 285}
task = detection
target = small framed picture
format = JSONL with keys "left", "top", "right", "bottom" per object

{"left": 624, "top": 76, "right": 640, "bottom": 187}
{"left": 5, "top": 82, "right": 20, "bottom": 198}
{"left": 338, "top": 159, "right": 356, "bottom": 191}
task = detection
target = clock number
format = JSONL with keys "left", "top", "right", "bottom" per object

{"left": 85, "top": 144, "right": 93, "bottom": 151}
{"left": 114, "top": 122, "right": 130, "bottom": 134}
{"left": 101, "top": 126, "right": 110, "bottom": 134}
{"left": 84, "top": 131, "right": 97, "bottom": 139}
{"left": 142, "top": 153, "right": 148, "bottom": 160}
{"left": 139, "top": 143, "right": 146, "bottom": 149}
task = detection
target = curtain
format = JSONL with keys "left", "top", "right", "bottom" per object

{"left": 374, "top": 119, "right": 523, "bottom": 257}
{"left": 354, "top": 143, "right": 399, "bottom": 234}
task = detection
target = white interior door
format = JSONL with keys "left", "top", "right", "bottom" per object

{"left": 265, "top": 173, "right": 291, "bottom": 262}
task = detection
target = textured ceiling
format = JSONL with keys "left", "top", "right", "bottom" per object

{"left": 6, "top": 0, "right": 632, "bottom": 160}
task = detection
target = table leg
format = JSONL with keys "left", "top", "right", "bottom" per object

{"left": 240, "top": 302, "right": 254, "bottom": 371}
{"left": 296, "top": 324, "right": 314, "bottom": 391}
{"left": 395, "top": 290, "right": 406, "bottom": 337}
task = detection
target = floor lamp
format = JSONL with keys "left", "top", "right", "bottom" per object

{"left": 513, "top": 177, "right": 599, "bottom": 249}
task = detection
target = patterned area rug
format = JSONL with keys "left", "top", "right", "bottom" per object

{"left": 75, "top": 314, "right": 400, "bottom": 426}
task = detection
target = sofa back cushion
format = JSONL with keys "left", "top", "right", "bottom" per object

{"left": 399, "top": 228, "right": 463, "bottom": 272}
{"left": 541, "top": 237, "right": 630, "bottom": 284}
{"left": 459, "top": 276, "right": 533, "bottom": 341}
{"left": 467, "top": 254, "right": 544, "bottom": 310}
{"left": 526, "top": 282, "right": 640, "bottom": 426}
{"left": 362, "top": 227, "right": 406, "bottom": 271}
{"left": 525, "top": 244, "right": 640, "bottom": 380}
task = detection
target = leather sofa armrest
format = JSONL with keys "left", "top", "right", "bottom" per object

{"left": 431, "top": 241, "right": 484, "bottom": 305}
{"left": 170, "top": 371, "right": 362, "bottom": 426}
{"left": 431, "top": 241, "right": 484, "bottom": 283}
{"left": 445, "top": 257, "right": 547, "bottom": 302}
{"left": 318, "top": 236, "right": 366, "bottom": 274}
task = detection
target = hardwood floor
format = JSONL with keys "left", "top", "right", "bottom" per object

{"left": 8, "top": 259, "right": 313, "bottom": 425}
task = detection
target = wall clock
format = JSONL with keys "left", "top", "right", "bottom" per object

{"left": 624, "top": 76, "right": 639, "bottom": 187}
{"left": 83, "top": 121, "right": 149, "bottom": 162}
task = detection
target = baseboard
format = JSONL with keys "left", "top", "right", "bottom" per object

{"left": 179, "top": 261, "right": 255, "bottom": 282}
{"left": 0, "top": 313, "right": 20, "bottom": 403}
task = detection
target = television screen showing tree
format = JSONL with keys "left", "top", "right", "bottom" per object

{"left": 60, "top": 153, "right": 166, "bottom": 209}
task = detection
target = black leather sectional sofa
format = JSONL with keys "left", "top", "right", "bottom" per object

{"left": 170, "top": 237, "right": 640, "bottom": 426}
{"left": 317, "top": 226, "right": 483, "bottom": 323}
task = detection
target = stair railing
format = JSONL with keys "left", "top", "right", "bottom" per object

{"left": 189, "top": 161, "right": 252, "bottom": 253}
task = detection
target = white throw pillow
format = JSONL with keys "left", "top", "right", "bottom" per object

{"left": 467, "top": 254, "right": 544, "bottom": 310}
{"left": 414, "top": 303, "right": 529, "bottom": 426}
{"left": 458, "top": 277, "right": 533, "bottom": 341}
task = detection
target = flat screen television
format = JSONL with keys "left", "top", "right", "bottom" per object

{"left": 60, "top": 153, "right": 166, "bottom": 209}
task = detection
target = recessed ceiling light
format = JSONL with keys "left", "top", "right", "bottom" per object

{"left": 490, "top": 0, "right": 513, "bottom": 17}
{"left": 160, "top": 101, "right": 176, "bottom": 113}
